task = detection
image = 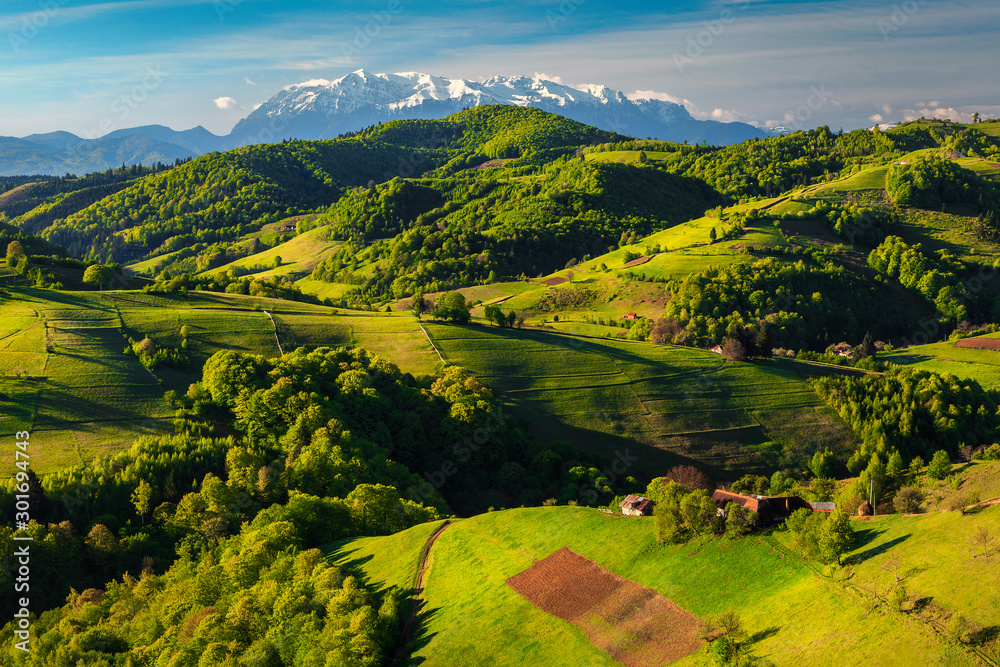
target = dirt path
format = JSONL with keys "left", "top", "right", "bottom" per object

{"left": 391, "top": 521, "right": 452, "bottom": 667}
{"left": 262, "top": 310, "right": 284, "bottom": 356}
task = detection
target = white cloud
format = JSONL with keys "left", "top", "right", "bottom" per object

{"left": 244, "top": 77, "right": 256, "bottom": 86}
{"left": 870, "top": 113, "right": 884, "bottom": 123}
{"left": 214, "top": 96, "right": 238, "bottom": 110}
{"left": 533, "top": 72, "right": 563, "bottom": 84}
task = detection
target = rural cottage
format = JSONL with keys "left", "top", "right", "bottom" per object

{"left": 620, "top": 495, "right": 655, "bottom": 516}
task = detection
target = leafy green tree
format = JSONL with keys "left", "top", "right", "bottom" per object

{"left": 858, "top": 331, "right": 876, "bottom": 359}
{"left": 5, "top": 240, "right": 25, "bottom": 267}
{"left": 654, "top": 499, "right": 681, "bottom": 543}
{"left": 680, "top": 489, "right": 717, "bottom": 536}
{"left": 410, "top": 290, "right": 426, "bottom": 319}
{"left": 768, "top": 471, "right": 794, "bottom": 496}
{"left": 433, "top": 291, "right": 471, "bottom": 324}
{"left": 809, "top": 477, "right": 836, "bottom": 502}
{"left": 928, "top": 450, "right": 951, "bottom": 480}
{"left": 131, "top": 479, "right": 153, "bottom": 525}
{"left": 810, "top": 448, "right": 836, "bottom": 479}
{"left": 886, "top": 450, "right": 905, "bottom": 476}
{"left": 731, "top": 474, "right": 769, "bottom": 496}
{"left": 724, "top": 502, "right": 756, "bottom": 538}
{"left": 819, "top": 508, "right": 854, "bottom": 565}
{"left": 709, "top": 227, "right": 717, "bottom": 243}
{"left": 82, "top": 264, "right": 114, "bottom": 289}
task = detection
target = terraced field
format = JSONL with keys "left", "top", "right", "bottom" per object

{"left": 424, "top": 323, "right": 856, "bottom": 479}
{"left": 0, "top": 289, "right": 441, "bottom": 474}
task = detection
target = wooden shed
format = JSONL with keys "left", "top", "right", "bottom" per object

{"left": 620, "top": 494, "right": 655, "bottom": 517}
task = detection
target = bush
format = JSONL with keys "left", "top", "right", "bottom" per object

{"left": 892, "top": 486, "right": 924, "bottom": 514}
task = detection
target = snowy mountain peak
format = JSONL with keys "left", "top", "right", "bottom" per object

{"left": 230, "top": 70, "right": 770, "bottom": 147}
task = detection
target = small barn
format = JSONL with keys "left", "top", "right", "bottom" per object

{"left": 712, "top": 490, "right": 813, "bottom": 524}
{"left": 624, "top": 313, "right": 639, "bottom": 321}
{"left": 620, "top": 495, "right": 655, "bottom": 517}
{"left": 710, "top": 345, "right": 723, "bottom": 355}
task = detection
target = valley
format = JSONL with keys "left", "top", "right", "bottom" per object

{"left": 3, "top": 108, "right": 1000, "bottom": 666}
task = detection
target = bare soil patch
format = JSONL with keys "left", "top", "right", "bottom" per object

{"left": 955, "top": 337, "right": 1000, "bottom": 351}
{"left": 542, "top": 276, "right": 570, "bottom": 287}
{"left": 623, "top": 256, "right": 652, "bottom": 268}
{"left": 474, "top": 159, "right": 514, "bottom": 170}
{"left": 507, "top": 547, "right": 702, "bottom": 666}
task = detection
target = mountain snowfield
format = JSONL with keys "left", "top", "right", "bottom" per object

{"left": 229, "top": 69, "right": 768, "bottom": 147}
{"left": 2, "top": 70, "right": 770, "bottom": 175}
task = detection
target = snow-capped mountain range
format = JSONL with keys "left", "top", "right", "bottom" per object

{"left": 229, "top": 70, "right": 769, "bottom": 147}
{"left": 1, "top": 70, "right": 771, "bottom": 176}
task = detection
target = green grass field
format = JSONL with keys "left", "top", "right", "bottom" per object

{"left": 883, "top": 338, "right": 1000, "bottom": 388}
{"left": 424, "top": 323, "right": 856, "bottom": 480}
{"left": 332, "top": 506, "right": 977, "bottom": 666}
{"left": 201, "top": 225, "right": 343, "bottom": 281}
{"left": 0, "top": 289, "right": 442, "bottom": 475}
{"left": 0, "top": 289, "right": 172, "bottom": 474}
{"left": 585, "top": 150, "right": 674, "bottom": 165}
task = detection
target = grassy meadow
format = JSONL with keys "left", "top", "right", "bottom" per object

{"left": 423, "top": 323, "right": 856, "bottom": 480}
{"left": 330, "top": 506, "right": 980, "bottom": 666}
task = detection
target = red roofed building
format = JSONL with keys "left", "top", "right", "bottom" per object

{"left": 712, "top": 490, "right": 814, "bottom": 524}
{"left": 620, "top": 494, "right": 655, "bottom": 517}
{"left": 624, "top": 313, "right": 639, "bottom": 321}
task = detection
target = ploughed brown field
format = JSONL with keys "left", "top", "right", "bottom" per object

{"left": 623, "top": 255, "right": 652, "bottom": 268}
{"left": 542, "top": 276, "right": 570, "bottom": 286}
{"left": 506, "top": 547, "right": 702, "bottom": 666}
{"left": 955, "top": 337, "right": 1000, "bottom": 351}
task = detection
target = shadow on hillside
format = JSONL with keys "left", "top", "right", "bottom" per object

{"left": 969, "top": 625, "right": 1000, "bottom": 646}
{"left": 746, "top": 625, "right": 780, "bottom": 646}
{"left": 404, "top": 603, "right": 441, "bottom": 665}
{"left": 851, "top": 533, "right": 910, "bottom": 563}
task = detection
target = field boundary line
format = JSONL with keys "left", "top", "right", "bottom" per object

{"left": 418, "top": 323, "right": 447, "bottom": 366}
{"left": 263, "top": 310, "right": 284, "bottom": 356}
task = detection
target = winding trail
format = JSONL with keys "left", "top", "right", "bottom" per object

{"left": 391, "top": 521, "right": 452, "bottom": 667}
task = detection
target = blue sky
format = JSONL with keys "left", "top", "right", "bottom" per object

{"left": 1, "top": 0, "right": 997, "bottom": 137}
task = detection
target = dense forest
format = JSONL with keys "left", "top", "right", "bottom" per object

{"left": 0, "top": 345, "right": 637, "bottom": 663}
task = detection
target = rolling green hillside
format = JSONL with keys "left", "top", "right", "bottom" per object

{"left": 330, "top": 505, "right": 993, "bottom": 666}
{"left": 422, "top": 323, "right": 856, "bottom": 480}
{"left": 0, "top": 288, "right": 441, "bottom": 475}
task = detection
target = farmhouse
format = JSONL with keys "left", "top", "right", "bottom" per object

{"left": 620, "top": 494, "right": 655, "bottom": 516}
{"left": 710, "top": 345, "right": 723, "bottom": 355}
{"left": 712, "top": 490, "right": 816, "bottom": 524}
{"left": 624, "top": 313, "right": 639, "bottom": 321}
